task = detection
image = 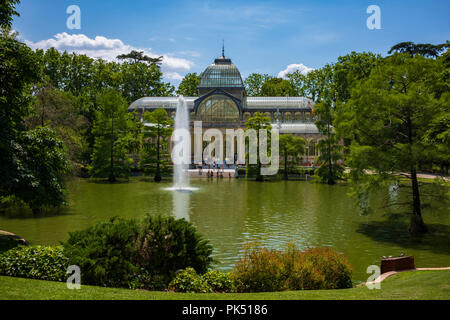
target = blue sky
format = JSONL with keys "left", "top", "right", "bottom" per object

{"left": 13, "top": 0, "right": 450, "bottom": 84}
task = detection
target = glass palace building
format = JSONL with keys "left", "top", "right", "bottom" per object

{"left": 128, "top": 53, "right": 323, "bottom": 162}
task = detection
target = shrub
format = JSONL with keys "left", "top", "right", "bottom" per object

{"left": 168, "top": 267, "right": 212, "bottom": 293}
{"left": 168, "top": 268, "right": 235, "bottom": 293}
{"left": 134, "top": 215, "right": 214, "bottom": 287}
{"left": 232, "top": 244, "right": 352, "bottom": 292}
{"left": 0, "top": 246, "right": 68, "bottom": 281}
{"left": 63, "top": 217, "right": 139, "bottom": 288}
{"left": 63, "top": 215, "right": 214, "bottom": 290}
{"left": 232, "top": 246, "right": 287, "bottom": 293}
{"left": 202, "top": 270, "right": 235, "bottom": 293}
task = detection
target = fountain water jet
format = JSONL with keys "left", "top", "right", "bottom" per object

{"left": 166, "top": 96, "right": 197, "bottom": 192}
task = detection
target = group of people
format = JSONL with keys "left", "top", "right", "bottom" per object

{"left": 206, "top": 170, "right": 232, "bottom": 179}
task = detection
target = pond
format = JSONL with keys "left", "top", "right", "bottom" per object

{"left": 1, "top": 178, "right": 449, "bottom": 283}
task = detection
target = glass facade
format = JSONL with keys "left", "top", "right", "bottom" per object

{"left": 198, "top": 64, "right": 244, "bottom": 88}
{"left": 196, "top": 95, "right": 240, "bottom": 123}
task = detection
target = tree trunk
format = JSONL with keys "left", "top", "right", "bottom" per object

{"left": 155, "top": 128, "right": 161, "bottom": 183}
{"left": 283, "top": 151, "right": 288, "bottom": 181}
{"left": 409, "top": 167, "right": 427, "bottom": 234}
{"left": 109, "top": 116, "right": 116, "bottom": 183}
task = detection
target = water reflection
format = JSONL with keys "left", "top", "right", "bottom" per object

{"left": 172, "top": 190, "right": 191, "bottom": 222}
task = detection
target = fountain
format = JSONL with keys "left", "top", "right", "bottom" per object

{"left": 167, "top": 96, "right": 197, "bottom": 193}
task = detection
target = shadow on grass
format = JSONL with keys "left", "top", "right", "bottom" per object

{"left": 356, "top": 218, "right": 450, "bottom": 256}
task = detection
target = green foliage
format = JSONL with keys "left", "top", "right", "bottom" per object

{"left": 90, "top": 89, "right": 141, "bottom": 182}
{"left": 0, "top": 0, "right": 20, "bottom": 28}
{"left": 0, "top": 31, "right": 41, "bottom": 199}
{"left": 202, "top": 270, "right": 235, "bottom": 293}
{"left": 388, "top": 41, "right": 449, "bottom": 58}
{"left": 341, "top": 53, "right": 446, "bottom": 232}
{"left": 141, "top": 109, "right": 173, "bottom": 182}
{"left": 168, "top": 268, "right": 235, "bottom": 293}
{"left": 260, "top": 78, "right": 296, "bottom": 97}
{"left": 10, "top": 127, "right": 69, "bottom": 211}
{"left": 0, "top": 246, "right": 68, "bottom": 282}
{"left": 232, "top": 244, "right": 352, "bottom": 293}
{"left": 280, "top": 135, "right": 305, "bottom": 179}
{"left": 177, "top": 73, "right": 201, "bottom": 96}
{"left": 285, "top": 70, "right": 308, "bottom": 96}
{"left": 0, "top": 233, "right": 25, "bottom": 253}
{"left": 63, "top": 217, "right": 139, "bottom": 288}
{"left": 244, "top": 73, "right": 271, "bottom": 96}
{"left": 134, "top": 215, "right": 214, "bottom": 286}
{"left": 63, "top": 216, "right": 214, "bottom": 290}
{"left": 245, "top": 113, "right": 272, "bottom": 181}
{"left": 117, "top": 50, "right": 163, "bottom": 67}
{"left": 168, "top": 268, "right": 212, "bottom": 293}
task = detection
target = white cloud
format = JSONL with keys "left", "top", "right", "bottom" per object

{"left": 25, "top": 32, "right": 193, "bottom": 80}
{"left": 278, "top": 64, "right": 314, "bottom": 79}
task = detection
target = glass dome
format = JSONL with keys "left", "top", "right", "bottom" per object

{"left": 196, "top": 94, "right": 240, "bottom": 123}
{"left": 198, "top": 56, "right": 244, "bottom": 88}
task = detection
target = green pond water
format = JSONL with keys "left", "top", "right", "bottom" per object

{"left": 1, "top": 178, "right": 449, "bottom": 282}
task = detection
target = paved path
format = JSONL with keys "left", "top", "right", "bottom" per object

{"left": 362, "top": 267, "right": 450, "bottom": 287}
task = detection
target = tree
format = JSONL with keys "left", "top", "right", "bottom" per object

{"left": 90, "top": 90, "right": 141, "bottom": 182}
{"left": 0, "top": 0, "right": 20, "bottom": 28}
{"left": 245, "top": 113, "right": 272, "bottom": 182}
{"left": 9, "top": 127, "right": 69, "bottom": 213}
{"left": 261, "top": 78, "right": 296, "bottom": 97}
{"left": 388, "top": 41, "right": 449, "bottom": 58}
{"left": 302, "top": 66, "right": 334, "bottom": 102}
{"left": 244, "top": 73, "right": 271, "bottom": 96}
{"left": 314, "top": 99, "right": 344, "bottom": 185}
{"left": 176, "top": 73, "right": 201, "bottom": 96}
{"left": 117, "top": 50, "right": 163, "bottom": 67}
{"left": 119, "top": 62, "right": 174, "bottom": 104}
{"left": 279, "top": 135, "right": 305, "bottom": 180}
{"left": 344, "top": 53, "right": 445, "bottom": 233}
{"left": 141, "top": 109, "right": 173, "bottom": 182}
{"left": 286, "top": 70, "right": 307, "bottom": 96}
{"left": 26, "top": 84, "right": 88, "bottom": 171}
{"left": 0, "top": 31, "right": 41, "bottom": 199}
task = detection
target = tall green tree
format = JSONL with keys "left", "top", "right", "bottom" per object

{"left": 141, "top": 109, "right": 173, "bottom": 182}
{"left": 0, "top": 0, "right": 19, "bottom": 28}
{"left": 0, "top": 31, "right": 41, "bottom": 199}
{"left": 244, "top": 73, "right": 271, "bottom": 96}
{"left": 119, "top": 62, "right": 174, "bottom": 104}
{"left": 343, "top": 53, "right": 445, "bottom": 233}
{"left": 245, "top": 113, "right": 272, "bottom": 182}
{"left": 286, "top": 70, "right": 308, "bottom": 96}
{"left": 314, "top": 99, "right": 344, "bottom": 185}
{"left": 117, "top": 50, "right": 163, "bottom": 67}
{"left": 388, "top": 41, "right": 449, "bottom": 58}
{"left": 261, "top": 78, "right": 296, "bottom": 97}
{"left": 90, "top": 90, "right": 141, "bottom": 182}
{"left": 176, "top": 73, "right": 201, "bottom": 96}
{"left": 279, "top": 134, "right": 305, "bottom": 180}
{"left": 10, "top": 127, "right": 69, "bottom": 213}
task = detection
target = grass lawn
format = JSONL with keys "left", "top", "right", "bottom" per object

{"left": 0, "top": 270, "right": 449, "bottom": 300}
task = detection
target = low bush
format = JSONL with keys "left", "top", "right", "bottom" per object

{"left": 202, "top": 270, "right": 235, "bottom": 293}
{"left": 168, "top": 267, "right": 212, "bottom": 293}
{"left": 232, "top": 244, "right": 352, "bottom": 292}
{"left": 168, "top": 268, "right": 235, "bottom": 293}
{"left": 134, "top": 215, "right": 214, "bottom": 287}
{"left": 63, "top": 215, "right": 214, "bottom": 289}
{"left": 63, "top": 217, "right": 139, "bottom": 288}
{"left": 0, "top": 246, "right": 68, "bottom": 281}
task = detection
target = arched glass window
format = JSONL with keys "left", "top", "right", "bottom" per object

{"left": 196, "top": 95, "right": 239, "bottom": 123}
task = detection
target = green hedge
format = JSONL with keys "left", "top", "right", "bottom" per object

{"left": 0, "top": 246, "right": 68, "bottom": 281}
